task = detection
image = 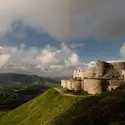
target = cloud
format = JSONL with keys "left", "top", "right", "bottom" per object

{"left": 87, "top": 61, "right": 96, "bottom": 68}
{"left": 0, "top": 54, "right": 10, "bottom": 68}
{"left": 0, "top": 0, "right": 125, "bottom": 40}
{"left": 0, "top": 42, "right": 124, "bottom": 77}
{"left": 0, "top": 43, "right": 86, "bottom": 76}
{"left": 107, "top": 60, "right": 125, "bottom": 63}
{"left": 69, "top": 42, "right": 84, "bottom": 49}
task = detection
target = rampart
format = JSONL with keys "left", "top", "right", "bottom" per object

{"left": 84, "top": 79, "right": 107, "bottom": 94}
{"left": 61, "top": 60, "right": 125, "bottom": 94}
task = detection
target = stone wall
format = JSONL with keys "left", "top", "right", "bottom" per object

{"left": 61, "top": 80, "right": 67, "bottom": 88}
{"left": 107, "top": 79, "right": 124, "bottom": 91}
{"left": 107, "top": 85, "right": 119, "bottom": 91}
{"left": 67, "top": 80, "right": 73, "bottom": 90}
{"left": 84, "top": 79, "right": 106, "bottom": 94}
{"left": 61, "top": 60, "right": 125, "bottom": 95}
{"left": 81, "top": 81, "right": 84, "bottom": 90}
{"left": 122, "top": 70, "right": 125, "bottom": 78}
{"left": 72, "top": 80, "right": 81, "bottom": 91}
{"left": 73, "top": 69, "right": 84, "bottom": 80}
{"left": 84, "top": 67, "right": 96, "bottom": 78}
{"left": 96, "top": 61, "right": 106, "bottom": 78}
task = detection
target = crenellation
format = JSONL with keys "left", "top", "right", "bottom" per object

{"left": 61, "top": 60, "right": 125, "bottom": 94}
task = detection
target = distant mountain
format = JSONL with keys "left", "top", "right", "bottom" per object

{"left": 53, "top": 76, "right": 72, "bottom": 81}
{"left": 0, "top": 88, "right": 125, "bottom": 125}
{"left": 0, "top": 73, "right": 59, "bottom": 84}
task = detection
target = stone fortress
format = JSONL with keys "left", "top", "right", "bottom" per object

{"left": 61, "top": 60, "right": 125, "bottom": 94}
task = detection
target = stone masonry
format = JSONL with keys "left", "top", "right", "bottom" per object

{"left": 61, "top": 60, "right": 125, "bottom": 94}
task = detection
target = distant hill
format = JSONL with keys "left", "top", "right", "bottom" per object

{"left": 0, "top": 73, "right": 59, "bottom": 84}
{"left": 0, "top": 73, "right": 60, "bottom": 111}
{"left": 0, "top": 84, "right": 49, "bottom": 110}
{"left": 52, "top": 76, "right": 72, "bottom": 81}
{"left": 0, "top": 88, "right": 125, "bottom": 125}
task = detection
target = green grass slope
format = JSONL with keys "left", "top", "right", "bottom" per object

{"left": 0, "top": 89, "right": 78, "bottom": 125}
{"left": 0, "top": 89, "right": 125, "bottom": 125}
{"left": 0, "top": 83, "right": 50, "bottom": 110}
{"left": 0, "top": 111, "right": 9, "bottom": 118}
{"left": 52, "top": 90, "right": 125, "bottom": 125}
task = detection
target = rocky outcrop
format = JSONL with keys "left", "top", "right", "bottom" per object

{"left": 103, "top": 69, "right": 121, "bottom": 79}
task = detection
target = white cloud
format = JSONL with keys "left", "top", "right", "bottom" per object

{"left": 0, "top": 43, "right": 124, "bottom": 77}
{"left": 0, "top": 54, "right": 10, "bottom": 68}
{"left": 107, "top": 60, "right": 125, "bottom": 63}
{"left": 69, "top": 42, "right": 84, "bottom": 49}
{"left": 0, "top": 0, "right": 125, "bottom": 40}
{"left": 87, "top": 61, "right": 96, "bottom": 68}
{"left": 0, "top": 43, "right": 86, "bottom": 76}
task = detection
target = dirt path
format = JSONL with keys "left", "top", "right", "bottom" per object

{"left": 54, "top": 88, "right": 92, "bottom": 98}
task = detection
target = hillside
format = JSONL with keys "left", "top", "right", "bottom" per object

{"left": 0, "top": 88, "right": 125, "bottom": 125}
{"left": 0, "top": 73, "right": 59, "bottom": 110}
{"left": 0, "top": 89, "right": 77, "bottom": 125}
{"left": 0, "top": 83, "right": 49, "bottom": 110}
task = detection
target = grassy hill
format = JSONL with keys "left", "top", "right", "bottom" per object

{"left": 0, "top": 111, "right": 9, "bottom": 118}
{"left": 0, "top": 88, "right": 125, "bottom": 125}
{"left": 0, "top": 83, "right": 49, "bottom": 110}
{"left": 0, "top": 73, "right": 59, "bottom": 110}
{"left": 0, "top": 89, "right": 78, "bottom": 125}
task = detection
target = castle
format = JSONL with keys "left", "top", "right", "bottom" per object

{"left": 61, "top": 60, "right": 125, "bottom": 94}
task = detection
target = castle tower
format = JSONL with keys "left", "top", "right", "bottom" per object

{"left": 72, "top": 81, "right": 81, "bottom": 91}
{"left": 96, "top": 60, "right": 106, "bottom": 78}
{"left": 73, "top": 69, "right": 84, "bottom": 80}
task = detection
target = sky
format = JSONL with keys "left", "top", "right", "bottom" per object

{"left": 0, "top": 0, "right": 125, "bottom": 77}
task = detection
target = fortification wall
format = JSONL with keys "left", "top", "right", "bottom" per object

{"left": 122, "top": 70, "right": 125, "bottom": 78}
{"left": 72, "top": 80, "right": 81, "bottom": 91}
{"left": 61, "top": 80, "right": 67, "bottom": 88}
{"left": 96, "top": 61, "right": 106, "bottom": 78}
{"left": 81, "top": 81, "right": 84, "bottom": 90}
{"left": 84, "top": 79, "right": 106, "bottom": 94}
{"left": 84, "top": 67, "right": 96, "bottom": 78}
{"left": 67, "top": 80, "right": 73, "bottom": 90}
{"left": 73, "top": 70, "right": 84, "bottom": 80}
{"left": 107, "top": 79, "right": 124, "bottom": 91}
{"left": 61, "top": 60, "right": 125, "bottom": 94}
{"left": 107, "top": 85, "right": 118, "bottom": 91}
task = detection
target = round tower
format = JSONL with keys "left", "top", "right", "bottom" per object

{"left": 72, "top": 81, "right": 81, "bottom": 91}
{"left": 96, "top": 60, "right": 106, "bottom": 78}
{"left": 67, "top": 80, "right": 73, "bottom": 90}
{"left": 61, "top": 80, "right": 67, "bottom": 88}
